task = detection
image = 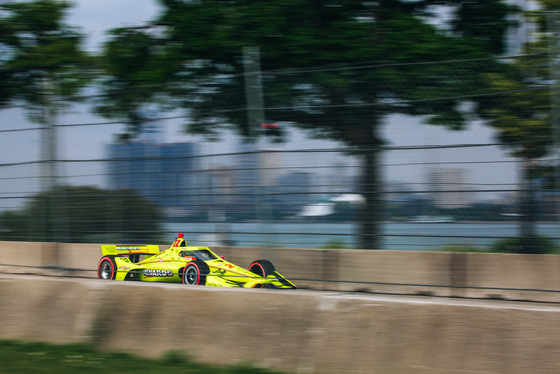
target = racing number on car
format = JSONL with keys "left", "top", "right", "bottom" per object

{"left": 172, "top": 239, "right": 181, "bottom": 247}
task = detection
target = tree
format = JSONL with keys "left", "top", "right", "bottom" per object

{"left": 93, "top": 27, "right": 177, "bottom": 140}
{"left": 0, "top": 186, "right": 162, "bottom": 243}
{"left": 0, "top": 1, "right": 95, "bottom": 242}
{"left": 0, "top": 0, "right": 92, "bottom": 190}
{"left": 449, "top": 0, "right": 517, "bottom": 54}
{"left": 0, "top": 0, "right": 91, "bottom": 117}
{"left": 97, "top": 0, "right": 518, "bottom": 249}
{"left": 480, "top": 69, "right": 552, "bottom": 251}
{"left": 477, "top": 4, "right": 557, "bottom": 252}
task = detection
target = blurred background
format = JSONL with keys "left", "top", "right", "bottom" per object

{"left": 0, "top": 0, "right": 559, "bottom": 252}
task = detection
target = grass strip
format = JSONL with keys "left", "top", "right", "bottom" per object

{"left": 0, "top": 340, "right": 285, "bottom": 374}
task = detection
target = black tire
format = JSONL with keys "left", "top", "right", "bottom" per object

{"left": 98, "top": 255, "right": 117, "bottom": 280}
{"left": 248, "top": 259, "right": 276, "bottom": 277}
{"left": 182, "top": 260, "right": 209, "bottom": 286}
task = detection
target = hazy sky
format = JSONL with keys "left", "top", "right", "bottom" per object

{"left": 0, "top": 0, "right": 522, "bottom": 209}
{"left": 69, "top": 0, "right": 162, "bottom": 52}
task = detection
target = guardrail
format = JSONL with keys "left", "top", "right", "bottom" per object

{"left": 2, "top": 240, "right": 560, "bottom": 302}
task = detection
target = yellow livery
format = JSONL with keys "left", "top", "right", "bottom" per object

{"left": 97, "top": 233, "right": 296, "bottom": 289}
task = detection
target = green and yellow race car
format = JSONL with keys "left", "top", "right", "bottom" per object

{"left": 97, "top": 233, "right": 296, "bottom": 289}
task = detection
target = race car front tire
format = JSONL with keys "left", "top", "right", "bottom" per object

{"left": 248, "top": 259, "right": 276, "bottom": 277}
{"left": 98, "top": 256, "right": 117, "bottom": 280}
{"left": 182, "top": 260, "right": 209, "bottom": 286}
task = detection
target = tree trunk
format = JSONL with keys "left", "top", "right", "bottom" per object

{"left": 519, "top": 158, "right": 537, "bottom": 253}
{"left": 358, "top": 145, "right": 383, "bottom": 249}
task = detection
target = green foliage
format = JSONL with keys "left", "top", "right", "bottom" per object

{"left": 450, "top": 0, "right": 520, "bottom": 55}
{"left": 0, "top": 185, "right": 162, "bottom": 243}
{"left": 476, "top": 6, "right": 558, "bottom": 243}
{"left": 436, "top": 238, "right": 560, "bottom": 254}
{"left": 97, "top": 0, "right": 517, "bottom": 142}
{"left": 477, "top": 2, "right": 556, "bottom": 160}
{"left": 320, "top": 238, "right": 347, "bottom": 249}
{"left": 0, "top": 0, "right": 92, "bottom": 118}
{"left": 436, "top": 245, "right": 483, "bottom": 253}
{"left": 96, "top": 0, "right": 519, "bottom": 249}
{"left": 480, "top": 70, "right": 554, "bottom": 159}
{"left": 0, "top": 211, "right": 28, "bottom": 238}
{"left": 388, "top": 199, "right": 511, "bottom": 222}
{"left": 489, "top": 236, "right": 560, "bottom": 254}
{"left": 93, "top": 27, "right": 175, "bottom": 137}
{"left": 531, "top": 164, "right": 560, "bottom": 191}
{"left": 0, "top": 340, "right": 285, "bottom": 374}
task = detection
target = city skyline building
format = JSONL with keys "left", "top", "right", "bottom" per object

{"left": 426, "top": 168, "right": 472, "bottom": 209}
{"left": 234, "top": 138, "right": 259, "bottom": 212}
{"left": 273, "top": 171, "right": 313, "bottom": 216}
{"left": 106, "top": 141, "right": 199, "bottom": 215}
{"left": 202, "top": 164, "right": 236, "bottom": 221}
{"left": 385, "top": 181, "right": 418, "bottom": 203}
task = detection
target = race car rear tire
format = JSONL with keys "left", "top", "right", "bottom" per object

{"left": 182, "top": 260, "right": 209, "bottom": 286}
{"left": 98, "top": 256, "right": 117, "bottom": 280}
{"left": 248, "top": 259, "right": 276, "bottom": 277}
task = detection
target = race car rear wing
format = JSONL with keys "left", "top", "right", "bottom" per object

{"left": 101, "top": 244, "right": 160, "bottom": 257}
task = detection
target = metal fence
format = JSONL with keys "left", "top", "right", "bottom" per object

{"left": 1, "top": 122, "right": 558, "bottom": 250}
{"left": 1, "top": 56, "right": 559, "bottom": 250}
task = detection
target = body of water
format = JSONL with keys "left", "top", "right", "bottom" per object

{"left": 165, "top": 222, "right": 560, "bottom": 250}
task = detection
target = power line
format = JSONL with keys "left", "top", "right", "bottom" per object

{"left": 0, "top": 85, "right": 553, "bottom": 135}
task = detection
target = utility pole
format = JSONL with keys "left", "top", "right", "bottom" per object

{"left": 243, "top": 46, "right": 275, "bottom": 250}
{"left": 42, "top": 76, "right": 59, "bottom": 193}
{"left": 548, "top": 11, "right": 560, "bottom": 229}
{"left": 41, "top": 74, "right": 61, "bottom": 268}
{"left": 243, "top": 46, "right": 264, "bottom": 143}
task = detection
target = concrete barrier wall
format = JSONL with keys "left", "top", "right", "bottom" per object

{"left": 1, "top": 240, "right": 560, "bottom": 302}
{"left": 1, "top": 275, "right": 560, "bottom": 374}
